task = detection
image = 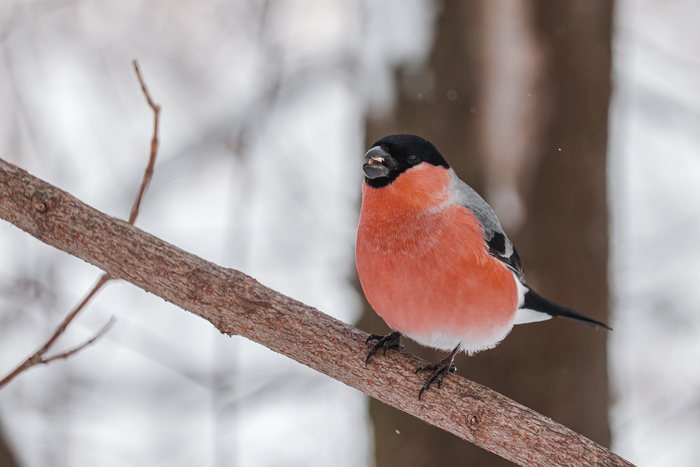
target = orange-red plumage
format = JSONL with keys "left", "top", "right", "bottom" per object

{"left": 357, "top": 134, "right": 609, "bottom": 397}
{"left": 356, "top": 164, "right": 518, "bottom": 353}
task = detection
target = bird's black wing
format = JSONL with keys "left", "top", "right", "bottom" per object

{"left": 486, "top": 232, "right": 525, "bottom": 282}
{"left": 450, "top": 174, "right": 526, "bottom": 282}
{"left": 451, "top": 172, "right": 610, "bottom": 329}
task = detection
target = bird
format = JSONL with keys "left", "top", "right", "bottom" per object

{"left": 355, "top": 134, "right": 610, "bottom": 399}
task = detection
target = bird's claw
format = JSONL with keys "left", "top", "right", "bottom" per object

{"left": 416, "top": 359, "right": 457, "bottom": 400}
{"left": 365, "top": 332, "right": 403, "bottom": 364}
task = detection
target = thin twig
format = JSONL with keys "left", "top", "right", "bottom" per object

{"left": 0, "top": 274, "right": 111, "bottom": 389}
{"left": 42, "top": 317, "right": 116, "bottom": 364}
{"left": 0, "top": 61, "right": 162, "bottom": 389}
{"left": 129, "top": 60, "right": 160, "bottom": 225}
{"left": 35, "top": 274, "right": 111, "bottom": 356}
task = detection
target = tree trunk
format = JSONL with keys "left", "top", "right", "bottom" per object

{"left": 360, "top": 2, "right": 490, "bottom": 465}
{"left": 360, "top": 1, "right": 613, "bottom": 465}
{"left": 0, "top": 421, "right": 19, "bottom": 467}
{"left": 511, "top": 0, "right": 613, "bottom": 443}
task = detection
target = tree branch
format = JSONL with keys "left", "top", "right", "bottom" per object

{"left": 0, "top": 62, "right": 162, "bottom": 389}
{"left": 129, "top": 59, "right": 160, "bottom": 225}
{"left": 0, "top": 272, "right": 112, "bottom": 390}
{"left": 0, "top": 158, "right": 634, "bottom": 467}
{"left": 39, "top": 316, "right": 115, "bottom": 364}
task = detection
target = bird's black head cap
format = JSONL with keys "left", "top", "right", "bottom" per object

{"left": 363, "top": 134, "right": 450, "bottom": 188}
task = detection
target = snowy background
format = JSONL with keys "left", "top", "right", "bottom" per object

{"left": 609, "top": 1, "right": 700, "bottom": 464}
{"left": 0, "top": 1, "right": 698, "bottom": 466}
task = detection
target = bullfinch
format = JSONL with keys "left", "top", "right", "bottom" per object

{"left": 356, "top": 134, "right": 610, "bottom": 399}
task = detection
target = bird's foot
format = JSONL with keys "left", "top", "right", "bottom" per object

{"left": 415, "top": 354, "right": 458, "bottom": 400}
{"left": 365, "top": 331, "right": 403, "bottom": 364}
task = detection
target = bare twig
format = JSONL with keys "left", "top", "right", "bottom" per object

{"left": 36, "top": 274, "right": 111, "bottom": 355}
{"left": 129, "top": 60, "right": 160, "bottom": 225}
{"left": 42, "top": 317, "right": 116, "bottom": 364}
{"left": 0, "top": 274, "right": 111, "bottom": 389}
{"left": 0, "top": 61, "right": 161, "bottom": 388}
{"left": 0, "top": 158, "right": 635, "bottom": 467}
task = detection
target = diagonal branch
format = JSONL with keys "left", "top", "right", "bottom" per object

{"left": 0, "top": 61, "right": 161, "bottom": 389}
{"left": 0, "top": 158, "right": 634, "bottom": 467}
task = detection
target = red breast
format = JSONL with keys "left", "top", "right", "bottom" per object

{"left": 356, "top": 163, "right": 519, "bottom": 352}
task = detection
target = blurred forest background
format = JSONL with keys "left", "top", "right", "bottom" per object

{"left": 1, "top": 1, "right": 699, "bottom": 466}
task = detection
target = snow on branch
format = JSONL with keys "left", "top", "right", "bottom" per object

{"left": 0, "top": 158, "right": 634, "bottom": 467}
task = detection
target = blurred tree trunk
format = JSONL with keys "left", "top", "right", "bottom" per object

{"left": 0, "top": 422, "right": 19, "bottom": 467}
{"left": 360, "top": 2, "right": 487, "bottom": 464}
{"left": 359, "top": 1, "right": 613, "bottom": 465}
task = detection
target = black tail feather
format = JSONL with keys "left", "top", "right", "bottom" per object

{"left": 523, "top": 288, "right": 612, "bottom": 330}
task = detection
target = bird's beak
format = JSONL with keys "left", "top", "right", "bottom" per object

{"left": 363, "top": 146, "right": 395, "bottom": 179}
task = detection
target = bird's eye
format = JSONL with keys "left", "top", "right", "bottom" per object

{"left": 407, "top": 154, "right": 420, "bottom": 165}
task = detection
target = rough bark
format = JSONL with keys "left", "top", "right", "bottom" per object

{"left": 0, "top": 158, "right": 632, "bottom": 466}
